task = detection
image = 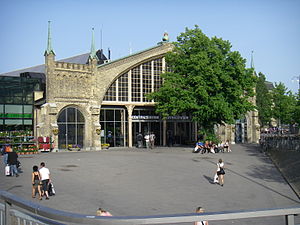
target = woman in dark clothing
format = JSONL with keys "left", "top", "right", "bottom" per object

{"left": 32, "top": 165, "right": 42, "bottom": 200}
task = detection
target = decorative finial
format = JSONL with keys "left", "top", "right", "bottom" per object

{"left": 162, "top": 32, "right": 169, "bottom": 42}
{"left": 89, "top": 28, "right": 98, "bottom": 60}
{"left": 45, "top": 20, "right": 55, "bottom": 55}
{"left": 250, "top": 51, "right": 255, "bottom": 69}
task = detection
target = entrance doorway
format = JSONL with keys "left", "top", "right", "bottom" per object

{"left": 235, "top": 117, "right": 247, "bottom": 143}
{"left": 132, "top": 121, "right": 162, "bottom": 147}
{"left": 100, "top": 108, "right": 127, "bottom": 147}
{"left": 57, "top": 107, "right": 85, "bottom": 149}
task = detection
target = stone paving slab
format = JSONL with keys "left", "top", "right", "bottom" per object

{"left": 0, "top": 144, "right": 299, "bottom": 225}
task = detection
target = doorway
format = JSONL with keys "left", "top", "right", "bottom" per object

{"left": 57, "top": 107, "right": 85, "bottom": 149}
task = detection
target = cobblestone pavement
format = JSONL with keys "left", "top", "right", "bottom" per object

{"left": 1, "top": 144, "right": 299, "bottom": 225}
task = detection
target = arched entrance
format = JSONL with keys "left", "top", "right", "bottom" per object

{"left": 235, "top": 117, "right": 247, "bottom": 143}
{"left": 57, "top": 107, "right": 85, "bottom": 149}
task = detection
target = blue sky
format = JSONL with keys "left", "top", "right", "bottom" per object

{"left": 0, "top": 0, "right": 299, "bottom": 93}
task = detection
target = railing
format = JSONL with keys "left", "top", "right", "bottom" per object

{"left": 260, "top": 134, "right": 300, "bottom": 152}
{"left": 1, "top": 190, "right": 299, "bottom": 225}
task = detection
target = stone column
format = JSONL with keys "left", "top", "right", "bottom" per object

{"left": 163, "top": 120, "right": 167, "bottom": 146}
{"left": 90, "top": 105, "right": 101, "bottom": 150}
{"left": 126, "top": 105, "right": 134, "bottom": 148}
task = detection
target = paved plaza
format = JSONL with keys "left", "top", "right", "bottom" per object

{"left": 1, "top": 144, "right": 300, "bottom": 225}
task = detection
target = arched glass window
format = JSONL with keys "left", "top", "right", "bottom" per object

{"left": 57, "top": 107, "right": 85, "bottom": 149}
{"left": 103, "top": 58, "right": 164, "bottom": 103}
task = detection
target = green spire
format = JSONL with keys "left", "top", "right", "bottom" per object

{"left": 89, "top": 28, "right": 98, "bottom": 60}
{"left": 250, "top": 51, "right": 255, "bottom": 69}
{"left": 45, "top": 21, "right": 55, "bottom": 55}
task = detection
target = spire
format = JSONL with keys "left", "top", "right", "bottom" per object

{"left": 89, "top": 28, "right": 98, "bottom": 60}
{"left": 250, "top": 51, "right": 255, "bottom": 69}
{"left": 45, "top": 21, "right": 55, "bottom": 55}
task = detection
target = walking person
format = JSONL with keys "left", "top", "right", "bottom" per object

{"left": 32, "top": 165, "right": 42, "bottom": 200}
{"left": 39, "top": 162, "right": 51, "bottom": 200}
{"left": 194, "top": 207, "right": 209, "bottom": 225}
{"left": 2, "top": 144, "right": 9, "bottom": 165}
{"left": 216, "top": 159, "right": 225, "bottom": 186}
{"left": 149, "top": 132, "right": 156, "bottom": 149}
{"left": 136, "top": 133, "right": 143, "bottom": 148}
{"left": 7, "top": 147, "right": 19, "bottom": 177}
{"left": 144, "top": 133, "right": 150, "bottom": 149}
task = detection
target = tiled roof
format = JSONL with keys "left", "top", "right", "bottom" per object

{"left": 0, "top": 51, "right": 107, "bottom": 77}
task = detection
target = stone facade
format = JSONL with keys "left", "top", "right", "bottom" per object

{"left": 36, "top": 41, "right": 260, "bottom": 150}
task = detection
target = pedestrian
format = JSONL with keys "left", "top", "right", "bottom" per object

{"left": 137, "top": 133, "right": 143, "bottom": 148}
{"left": 107, "top": 131, "right": 113, "bottom": 147}
{"left": 96, "top": 208, "right": 112, "bottom": 216}
{"left": 39, "top": 162, "right": 51, "bottom": 200}
{"left": 194, "top": 207, "right": 209, "bottom": 225}
{"left": 32, "top": 165, "right": 42, "bottom": 200}
{"left": 2, "top": 144, "right": 8, "bottom": 165}
{"left": 7, "top": 147, "right": 19, "bottom": 177}
{"left": 223, "top": 140, "right": 231, "bottom": 152}
{"left": 149, "top": 132, "right": 156, "bottom": 149}
{"left": 144, "top": 133, "right": 150, "bottom": 149}
{"left": 216, "top": 159, "right": 225, "bottom": 186}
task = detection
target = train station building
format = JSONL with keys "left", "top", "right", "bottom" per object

{"left": 0, "top": 23, "right": 260, "bottom": 150}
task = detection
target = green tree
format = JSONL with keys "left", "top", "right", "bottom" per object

{"left": 272, "top": 82, "right": 296, "bottom": 127}
{"left": 149, "top": 26, "right": 257, "bottom": 134}
{"left": 256, "top": 72, "right": 272, "bottom": 127}
{"left": 292, "top": 91, "right": 300, "bottom": 126}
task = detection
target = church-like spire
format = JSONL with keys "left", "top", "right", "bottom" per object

{"left": 89, "top": 28, "right": 98, "bottom": 60}
{"left": 45, "top": 21, "right": 55, "bottom": 55}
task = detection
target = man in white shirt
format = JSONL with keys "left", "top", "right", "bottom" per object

{"left": 39, "top": 162, "right": 50, "bottom": 200}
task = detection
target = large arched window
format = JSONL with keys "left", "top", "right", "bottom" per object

{"left": 103, "top": 58, "right": 164, "bottom": 103}
{"left": 57, "top": 107, "right": 85, "bottom": 149}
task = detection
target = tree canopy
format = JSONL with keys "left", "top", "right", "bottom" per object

{"left": 256, "top": 72, "right": 272, "bottom": 127}
{"left": 272, "top": 82, "right": 297, "bottom": 126}
{"left": 149, "top": 26, "right": 257, "bottom": 132}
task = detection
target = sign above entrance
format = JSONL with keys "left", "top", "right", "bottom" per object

{"left": 131, "top": 115, "right": 189, "bottom": 120}
{"left": 167, "top": 116, "right": 189, "bottom": 120}
{"left": 131, "top": 115, "right": 160, "bottom": 120}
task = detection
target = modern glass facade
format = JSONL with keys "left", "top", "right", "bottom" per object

{"left": 0, "top": 76, "right": 43, "bottom": 131}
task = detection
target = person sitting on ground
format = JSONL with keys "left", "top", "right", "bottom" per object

{"left": 193, "top": 140, "right": 204, "bottom": 153}
{"left": 204, "top": 141, "right": 210, "bottom": 153}
{"left": 96, "top": 208, "right": 112, "bottom": 216}
{"left": 209, "top": 141, "right": 215, "bottom": 154}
